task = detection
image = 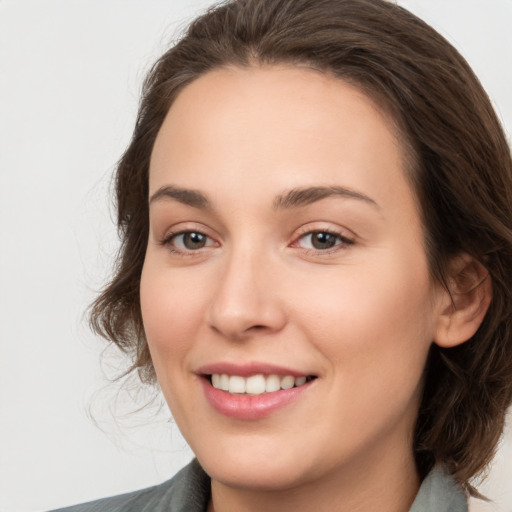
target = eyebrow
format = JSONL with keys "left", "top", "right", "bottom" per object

{"left": 149, "top": 185, "right": 210, "bottom": 209}
{"left": 272, "top": 186, "right": 379, "bottom": 210}
{"left": 148, "top": 184, "right": 378, "bottom": 211}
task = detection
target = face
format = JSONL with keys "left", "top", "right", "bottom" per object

{"left": 141, "top": 66, "right": 446, "bottom": 492}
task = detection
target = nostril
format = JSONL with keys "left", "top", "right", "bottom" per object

{"left": 246, "top": 324, "right": 270, "bottom": 335}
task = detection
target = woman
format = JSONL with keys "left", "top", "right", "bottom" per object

{"left": 52, "top": 0, "right": 512, "bottom": 510}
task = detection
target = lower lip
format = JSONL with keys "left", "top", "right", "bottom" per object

{"left": 201, "top": 378, "right": 313, "bottom": 420}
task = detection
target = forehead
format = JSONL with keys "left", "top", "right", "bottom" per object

{"left": 153, "top": 65, "right": 402, "bottom": 150}
{"left": 149, "top": 65, "right": 416, "bottom": 221}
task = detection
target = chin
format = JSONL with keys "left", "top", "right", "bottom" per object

{"left": 200, "top": 451, "right": 313, "bottom": 491}
{"left": 181, "top": 426, "right": 312, "bottom": 490}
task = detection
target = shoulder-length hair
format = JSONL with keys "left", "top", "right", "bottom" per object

{"left": 90, "top": 0, "right": 512, "bottom": 494}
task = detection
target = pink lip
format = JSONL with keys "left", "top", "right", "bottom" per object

{"left": 201, "top": 379, "right": 312, "bottom": 420}
{"left": 197, "top": 362, "right": 316, "bottom": 420}
{"left": 197, "top": 361, "right": 310, "bottom": 378}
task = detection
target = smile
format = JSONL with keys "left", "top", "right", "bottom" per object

{"left": 199, "top": 366, "right": 317, "bottom": 420}
{"left": 210, "top": 373, "right": 314, "bottom": 395}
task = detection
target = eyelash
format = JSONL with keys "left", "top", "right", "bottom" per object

{"left": 292, "top": 229, "right": 354, "bottom": 254}
{"left": 159, "top": 230, "right": 217, "bottom": 256}
{"left": 159, "top": 228, "right": 354, "bottom": 256}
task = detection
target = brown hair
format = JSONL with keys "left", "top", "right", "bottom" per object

{"left": 90, "top": 0, "right": 512, "bottom": 494}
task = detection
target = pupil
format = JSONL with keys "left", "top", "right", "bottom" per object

{"left": 184, "top": 232, "right": 206, "bottom": 249}
{"left": 312, "top": 232, "right": 336, "bottom": 249}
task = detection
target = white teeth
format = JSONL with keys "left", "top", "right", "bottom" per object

{"left": 219, "top": 374, "right": 230, "bottom": 391}
{"left": 280, "top": 375, "right": 295, "bottom": 390}
{"left": 295, "top": 376, "right": 307, "bottom": 387}
{"left": 246, "top": 374, "right": 266, "bottom": 395}
{"left": 211, "top": 373, "right": 311, "bottom": 394}
{"left": 229, "top": 375, "right": 246, "bottom": 394}
{"left": 265, "top": 374, "right": 281, "bottom": 392}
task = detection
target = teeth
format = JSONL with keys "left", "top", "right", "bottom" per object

{"left": 280, "top": 375, "right": 294, "bottom": 389}
{"left": 295, "top": 376, "right": 307, "bottom": 387}
{"left": 229, "top": 375, "right": 246, "bottom": 393}
{"left": 265, "top": 374, "right": 281, "bottom": 392}
{"left": 246, "top": 374, "right": 266, "bottom": 395}
{"left": 219, "top": 374, "right": 229, "bottom": 391}
{"left": 210, "top": 373, "right": 311, "bottom": 395}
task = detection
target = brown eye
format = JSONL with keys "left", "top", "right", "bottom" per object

{"left": 166, "top": 231, "right": 214, "bottom": 251}
{"left": 310, "top": 232, "right": 338, "bottom": 249}
{"left": 296, "top": 230, "right": 353, "bottom": 252}
{"left": 181, "top": 232, "right": 207, "bottom": 250}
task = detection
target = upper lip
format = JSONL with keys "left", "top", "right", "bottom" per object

{"left": 197, "top": 362, "right": 314, "bottom": 378}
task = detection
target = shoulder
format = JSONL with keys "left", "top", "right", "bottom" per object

{"left": 47, "top": 459, "right": 210, "bottom": 512}
{"left": 409, "top": 466, "right": 468, "bottom": 512}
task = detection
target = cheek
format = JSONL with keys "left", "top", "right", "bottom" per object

{"left": 297, "top": 256, "right": 436, "bottom": 382}
{"left": 139, "top": 259, "right": 207, "bottom": 368}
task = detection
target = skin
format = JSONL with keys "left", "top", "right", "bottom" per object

{"left": 140, "top": 65, "right": 456, "bottom": 512}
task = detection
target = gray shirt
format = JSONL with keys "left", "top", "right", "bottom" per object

{"left": 50, "top": 459, "right": 468, "bottom": 512}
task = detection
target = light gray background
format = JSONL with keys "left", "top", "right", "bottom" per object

{"left": 1, "top": 1, "right": 511, "bottom": 511}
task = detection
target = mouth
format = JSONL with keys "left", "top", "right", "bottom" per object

{"left": 197, "top": 363, "right": 318, "bottom": 419}
{"left": 207, "top": 373, "right": 317, "bottom": 395}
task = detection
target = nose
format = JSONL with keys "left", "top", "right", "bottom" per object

{"left": 206, "top": 247, "right": 287, "bottom": 340}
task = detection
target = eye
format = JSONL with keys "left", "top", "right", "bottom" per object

{"left": 162, "top": 230, "right": 216, "bottom": 252}
{"left": 295, "top": 230, "right": 353, "bottom": 251}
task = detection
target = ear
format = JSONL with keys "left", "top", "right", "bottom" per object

{"left": 434, "top": 254, "right": 492, "bottom": 348}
